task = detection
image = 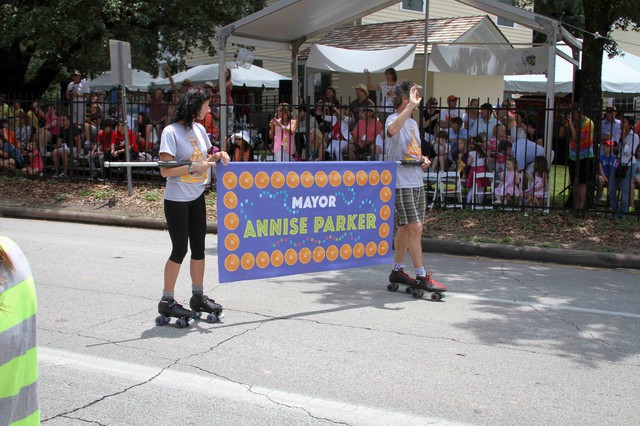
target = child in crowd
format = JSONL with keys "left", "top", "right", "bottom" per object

{"left": 430, "top": 130, "right": 448, "bottom": 172}
{"left": 524, "top": 156, "right": 549, "bottom": 207}
{"left": 21, "top": 135, "right": 44, "bottom": 176}
{"left": 488, "top": 124, "right": 510, "bottom": 173}
{"left": 456, "top": 138, "right": 468, "bottom": 179}
{"left": 466, "top": 136, "right": 489, "bottom": 204}
{"left": 597, "top": 140, "right": 616, "bottom": 202}
{"left": 495, "top": 157, "right": 521, "bottom": 205}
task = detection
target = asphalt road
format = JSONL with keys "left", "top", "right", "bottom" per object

{"left": 3, "top": 217, "right": 640, "bottom": 425}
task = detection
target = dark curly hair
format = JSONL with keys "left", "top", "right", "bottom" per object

{"left": 172, "top": 87, "right": 210, "bottom": 130}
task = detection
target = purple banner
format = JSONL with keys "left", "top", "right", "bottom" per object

{"left": 216, "top": 162, "right": 396, "bottom": 283}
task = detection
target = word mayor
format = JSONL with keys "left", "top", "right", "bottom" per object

{"left": 243, "top": 195, "right": 378, "bottom": 238}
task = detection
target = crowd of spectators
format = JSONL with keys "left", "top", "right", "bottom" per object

{"left": 1, "top": 67, "right": 638, "bottom": 215}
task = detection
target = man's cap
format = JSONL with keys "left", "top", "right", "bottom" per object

{"left": 182, "top": 79, "right": 192, "bottom": 86}
{"left": 602, "top": 139, "right": 614, "bottom": 147}
{"left": 233, "top": 130, "right": 250, "bottom": 144}
{"left": 72, "top": 70, "right": 81, "bottom": 76}
{"left": 353, "top": 83, "right": 369, "bottom": 96}
{"left": 203, "top": 81, "right": 215, "bottom": 89}
{"left": 447, "top": 95, "right": 459, "bottom": 102}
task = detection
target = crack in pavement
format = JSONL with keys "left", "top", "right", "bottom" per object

{"left": 529, "top": 305, "right": 623, "bottom": 353}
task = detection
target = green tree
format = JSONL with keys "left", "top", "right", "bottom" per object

{"left": 0, "top": 0, "right": 265, "bottom": 96}
{"left": 521, "top": 0, "right": 639, "bottom": 114}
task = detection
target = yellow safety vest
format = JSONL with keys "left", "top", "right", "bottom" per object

{"left": 0, "top": 236, "right": 39, "bottom": 426}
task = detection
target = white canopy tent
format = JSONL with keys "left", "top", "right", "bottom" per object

{"left": 155, "top": 63, "right": 290, "bottom": 89}
{"left": 216, "top": 0, "right": 582, "bottom": 155}
{"left": 504, "top": 44, "right": 640, "bottom": 95}
{"left": 305, "top": 44, "right": 416, "bottom": 73}
{"left": 87, "top": 69, "right": 155, "bottom": 91}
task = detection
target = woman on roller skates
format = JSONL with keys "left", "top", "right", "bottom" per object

{"left": 157, "top": 87, "right": 230, "bottom": 327}
{"left": 385, "top": 81, "right": 447, "bottom": 296}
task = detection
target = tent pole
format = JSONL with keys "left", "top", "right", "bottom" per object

{"left": 218, "top": 25, "right": 234, "bottom": 151}
{"left": 422, "top": 0, "right": 430, "bottom": 97}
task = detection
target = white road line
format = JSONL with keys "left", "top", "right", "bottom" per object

{"left": 40, "top": 347, "right": 470, "bottom": 426}
{"left": 454, "top": 293, "right": 640, "bottom": 319}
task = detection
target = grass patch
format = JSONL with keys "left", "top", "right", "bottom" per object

{"left": 54, "top": 193, "right": 70, "bottom": 202}
{"left": 143, "top": 191, "right": 162, "bottom": 202}
{"left": 537, "top": 241, "right": 561, "bottom": 249}
{"left": 78, "top": 188, "right": 117, "bottom": 200}
{"left": 466, "top": 235, "right": 516, "bottom": 245}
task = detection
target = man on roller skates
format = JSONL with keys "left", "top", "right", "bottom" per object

{"left": 384, "top": 80, "right": 447, "bottom": 297}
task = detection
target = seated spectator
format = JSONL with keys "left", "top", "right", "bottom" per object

{"left": 601, "top": 106, "right": 621, "bottom": 144}
{"left": 422, "top": 97, "right": 440, "bottom": 138}
{"left": 487, "top": 123, "right": 510, "bottom": 172}
{"left": 51, "top": 115, "right": 81, "bottom": 179}
{"left": 447, "top": 116, "right": 467, "bottom": 162}
{"left": 524, "top": 156, "right": 549, "bottom": 207}
{"left": 431, "top": 130, "right": 449, "bottom": 172}
{"left": 38, "top": 103, "right": 62, "bottom": 152}
{"left": 20, "top": 138, "right": 44, "bottom": 177}
{"left": 349, "top": 105, "right": 381, "bottom": 160}
{"left": 597, "top": 139, "right": 616, "bottom": 202}
{"left": 526, "top": 118, "right": 544, "bottom": 146}
{"left": 149, "top": 87, "right": 169, "bottom": 140}
{"left": 135, "top": 111, "right": 158, "bottom": 157}
{"left": 466, "top": 136, "right": 489, "bottom": 204}
{"left": 475, "top": 103, "right": 497, "bottom": 141}
{"left": 0, "top": 121, "right": 24, "bottom": 173}
{"left": 307, "top": 128, "right": 325, "bottom": 161}
{"left": 512, "top": 111, "right": 528, "bottom": 142}
{"left": 462, "top": 98, "right": 480, "bottom": 137}
{"left": 349, "top": 83, "right": 375, "bottom": 123}
{"left": 439, "top": 95, "right": 461, "bottom": 130}
{"left": 495, "top": 139, "right": 512, "bottom": 176}
{"left": 27, "top": 100, "right": 45, "bottom": 132}
{"left": 0, "top": 94, "right": 10, "bottom": 121}
{"left": 456, "top": 138, "right": 469, "bottom": 179}
{"left": 111, "top": 120, "right": 138, "bottom": 162}
{"left": 82, "top": 103, "right": 102, "bottom": 146}
{"left": 269, "top": 103, "right": 297, "bottom": 162}
{"left": 91, "top": 120, "right": 115, "bottom": 180}
{"left": 8, "top": 100, "right": 24, "bottom": 132}
{"left": 228, "top": 130, "right": 253, "bottom": 162}
{"left": 513, "top": 137, "right": 545, "bottom": 180}
{"left": 15, "top": 113, "right": 32, "bottom": 150}
{"left": 323, "top": 104, "right": 351, "bottom": 161}
{"left": 494, "top": 157, "right": 521, "bottom": 205}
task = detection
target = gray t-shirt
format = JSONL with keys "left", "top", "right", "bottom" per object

{"left": 160, "top": 122, "right": 212, "bottom": 202}
{"left": 385, "top": 113, "right": 423, "bottom": 188}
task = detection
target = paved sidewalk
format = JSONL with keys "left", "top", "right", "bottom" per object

{"left": 1, "top": 204, "right": 638, "bottom": 270}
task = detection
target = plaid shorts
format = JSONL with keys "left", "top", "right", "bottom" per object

{"left": 394, "top": 187, "right": 426, "bottom": 226}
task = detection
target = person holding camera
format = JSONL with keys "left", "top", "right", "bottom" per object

{"left": 559, "top": 105, "right": 595, "bottom": 213}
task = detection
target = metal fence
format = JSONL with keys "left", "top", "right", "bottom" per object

{"left": 1, "top": 91, "right": 638, "bottom": 218}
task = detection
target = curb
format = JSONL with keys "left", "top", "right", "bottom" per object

{"left": 2, "top": 205, "right": 638, "bottom": 270}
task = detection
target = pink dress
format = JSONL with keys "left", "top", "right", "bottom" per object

{"left": 525, "top": 176, "right": 545, "bottom": 198}
{"left": 495, "top": 170, "right": 521, "bottom": 197}
{"left": 273, "top": 119, "right": 295, "bottom": 161}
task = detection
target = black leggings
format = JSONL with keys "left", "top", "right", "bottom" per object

{"left": 164, "top": 193, "right": 207, "bottom": 264}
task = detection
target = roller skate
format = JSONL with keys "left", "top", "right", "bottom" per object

{"left": 190, "top": 294, "right": 225, "bottom": 323}
{"left": 411, "top": 273, "right": 447, "bottom": 301}
{"left": 155, "top": 299, "right": 196, "bottom": 328}
{"left": 386, "top": 269, "right": 416, "bottom": 292}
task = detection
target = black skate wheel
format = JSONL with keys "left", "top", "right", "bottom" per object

{"left": 155, "top": 315, "right": 168, "bottom": 326}
{"left": 405, "top": 286, "right": 412, "bottom": 294}
{"left": 206, "top": 313, "right": 219, "bottom": 323}
{"left": 387, "top": 283, "right": 399, "bottom": 292}
{"left": 431, "top": 293, "right": 442, "bottom": 301}
{"left": 412, "top": 289, "right": 423, "bottom": 298}
{"left": 175, "top": 318, "right": 187, "bottom": 328}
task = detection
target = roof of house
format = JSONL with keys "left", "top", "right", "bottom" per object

{"left": 298, "top": 15, "right": 500, "bottom": 60}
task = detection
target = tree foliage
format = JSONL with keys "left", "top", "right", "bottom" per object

{"left": 0, "top": 0, "right": 266, "bottom": 96}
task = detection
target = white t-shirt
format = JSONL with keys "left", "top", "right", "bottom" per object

{"left": 160, "top": 122, "right": 212, "bottom": 202}
{"left": 384, "top": 113, "right": 423, "bottom": 188}
{"left": 379, "top": 82, "right": 397, "bottom": 112}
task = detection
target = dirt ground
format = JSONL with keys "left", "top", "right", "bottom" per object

{"left": 1, "top": 176, "right": 639, "bottom": 255}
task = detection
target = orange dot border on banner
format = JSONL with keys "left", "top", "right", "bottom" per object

{"left": 239, "top": 171, "right": 254, "bottom": 189}
{"left": 356, "top": 170, "right": 368, "bottom": 186}
{"left": 222, "top": 172, "right": 237, "bottom": 189}
{"left": 223, "top": 191, "right": 238, "bottom": 209}
{"left": 379, "top": 204, "right": 391, "bottom": 221}
{"left": 224, "top": 212, "right": 240, "bottom": 231}
{"left": 224, "top": 254, "right": 239, "bottom": 272}
{"left": 286, "top": 171, "right": 300, "bottom": 188}
{"left": 255, "top": 171, "right": 270, "bottom": 189}
{"left": 224, "top": 233, "right": 240, "bottom": 252}
{"left": 381, "top": 169, "right": 393, "bottom": 185}
{"left": 299, "top": 247, "right": 312, "bottom": 264}
{"left": 366, "top": 241, "right": 378, "bottom": 257}
{"left": 256, "top": 251, "right": 270, "bottom": 269}
{"left": 326, "top": 245, "right": 339, "bottom": 261}
{"left": 369, "top": 169, "right": 380, "bottom": 186}
{"left": 241, "top": 253, "right": 255, "bottom": 270}
{"left": 301, "top": 171, "right": 314, "bottom": 188}
{"left": 271, "top": 171, "right": 285, "bottom": 189}
{"left": 380, "top": 186, "right": 392, "bottom": 202}
{"left": 353, "top": 242, "right": 365, "bottom": 258}
{"left": 343, "top": 170, "right": 355, "bottom": 187}
{"left": 329, "top": 171, "right": 342, "bottom": 187}
{"left": 378, "top": 241, "right": 389, "bottom": 256}
{"left": 285, "top": 248, "right": 298, "bottom": 266}
{"left": 379, "top": 223, "right": 390, "bottom": 239}
{"left": 315, "top": 171, "right": 328, "bottom": 187}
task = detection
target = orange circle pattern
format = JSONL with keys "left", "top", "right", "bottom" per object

{"left": 379, "top": 205, "right": 391, "bottom": 221}
{"left": 343, "top": 170, "right": 355, "bottom": 187}
{"left": 301, "top": 171, "right": 314, "bottom": 188}
{"left": 329, "top": 171, "right": 342, "bottom": 187}
{"left": 379, "top": 187, "right": 392, "bottom": 202}
{"left": 326, "top": 245, "right": 339, "bottom": 261}
{"left": 369, "top": 170, "right": 380, "bottom": 186}
{"left": 315, "top": 171, "right": 328, "bottom": 187}
{"left": 271, "top": 250, "right": 284, "bottom": 267}
{"left": 299, "top": 247, "right": 312, "bottom": 264}
{"left": 222, "top": 172, "right": 237, "bottom": 189}
{"left": 224, "top": 212, "right": 240, "bottom": 231}
{"left": 353, "top": 243, "right": 365, "bottom": 258}
{"left": 224, "top": 254, "right": 239, "bottom": 272}
{"left": 381, "top": 170, "right": 393, "bottom": 185}
{"left": 271, "top": 171, "right": 285, "bottom": 189}
{"left": 286, "top": 171, "right": 300, "bottom": 188}
{"left": 356, "top": 170, "right": 368, "bottom": 186}
{"left": 340, "top": 244, "right": 352, "bottom": 260}
{"left": 239, "top": 171, "right": 254, "bottom": 189}
{"left": 312, "top": 246, "right": 325, "bottom": 263}
{"left": 378, "top": 241, "right": 389, "bottom": 256}
{"left": 256, "top": 251, "right": 270, "bottom": 269}
{"left": 379, "top": 223, "right": 390, "bottom": 238}
{"left": 255, "top": 171, "right": 270, "bottom": 189}
{"left": 285, "top": 248, "right": 298, "bottom": 266}
{"left": 223, "top": 192, "right": 238, "bottom": 210}
{"left": 366, "top": 242, "right": 377, "bottom": 257}
{"left": 224, "top": 233, "right": 240, "bottom": 252}
{"left": 241, "top": 253, "right": 255, "bottom": 270}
